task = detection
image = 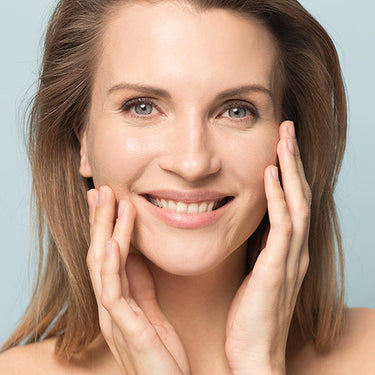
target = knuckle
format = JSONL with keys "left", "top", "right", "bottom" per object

{"left": 272, "top": 214, "right": 293, "bottom": 237}
{"left": 153, "top": 320, "right": 176, "bottom": 339}
{"left": 127, "top": 322, "right": 159, "bottom": 350}
{"left": 255, "top": 253, "right": 284, "bottom": 282}
{"left": 93, "top": 213, "right": 111, "bottom": 226}
{"left": 281, "top": 218, "right": 293, "bottom": 236}
{"left": 101, "top": 291, "right": 114, "bottom": 310}
{"left": 100, "top": 262, "right": 115, "bottom": 278}
{"left": 86, "top": 248, "right": 102, "bottom": 270}
{"left": 127, "top": 318, "right": 147, "bottom": 340}
{"left": 286, "top": 268, "right": 297, "bottom": 284}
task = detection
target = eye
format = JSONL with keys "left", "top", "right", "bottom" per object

{"left": 226, "top": 107, "right": 247, "bottom": 118}
{"left": 134, "top": 103, "right": 153, "bottom": 115}
{"left": 220, "top": 101, "right": 259, "bottom": 122}
{"left": 120, "top": 97, "right": 159, "bottom": 118}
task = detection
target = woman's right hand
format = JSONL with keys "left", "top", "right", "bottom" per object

{"left": 86, "top": 186, "right": 191, "bottom": 375}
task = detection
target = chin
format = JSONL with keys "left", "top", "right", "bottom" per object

{"left": 131, "top": 225, "right": 249, "bottom": 276}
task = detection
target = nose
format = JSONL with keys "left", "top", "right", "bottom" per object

{"left": 157, "top": 116, "right": 222, "bottom": 182}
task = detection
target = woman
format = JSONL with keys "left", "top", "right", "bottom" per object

{"left": 1, "top": 0, "right": 374, "bottom": 374}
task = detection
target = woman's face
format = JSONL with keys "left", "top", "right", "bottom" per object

{"left": 80, "top": 2, "right": 280, "bottom": 275}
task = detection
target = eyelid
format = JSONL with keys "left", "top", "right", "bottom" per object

{"left": 119, "top": 96, "right": 259, "bottom": 121}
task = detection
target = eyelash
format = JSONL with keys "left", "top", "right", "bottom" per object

{"left": 119, "top": 97, "right": 259, "bottom": 122}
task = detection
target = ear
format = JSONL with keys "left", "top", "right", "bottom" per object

{"left": 78, "top": 128, "right": 93, "bottom": 178}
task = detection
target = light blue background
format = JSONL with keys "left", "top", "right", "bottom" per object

{"left": 1, "top": 0, "right": 374, "bottom": 344}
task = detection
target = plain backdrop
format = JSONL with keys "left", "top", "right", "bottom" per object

{"left": 0, "top": 0, "right": 374, "bottom": 345}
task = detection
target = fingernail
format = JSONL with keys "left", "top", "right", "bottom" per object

{"left": 105, "top": 239, "right": 112, "bottom": 255}
{"left": 287, "top": 122, "right": 295, "bottom": 138}
{"left": 118, "top": 200, "right": 126, "bottom": 217}
{"left": 98, "top": 187, "right": 106, "bottom": 205}
{"left": 271, "top": 166, "right": 279, "bottom": 181}
{"left": 288, "top": 139, "right": 294, "bottom": 154}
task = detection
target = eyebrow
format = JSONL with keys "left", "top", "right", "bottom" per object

{"left": 107, "top": 82, "right": 273, "bottom": 102}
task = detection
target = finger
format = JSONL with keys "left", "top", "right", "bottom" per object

{"left": 278, "top": 121, "right": 311, "bottom": 227}
{"left": 278, "top": 122, "right": 310, "bottom": 289}
{"left": 227, "top": 168, "right": 292, "bottom": 333}
{"left": 100, "top": 238, "right": 157, "bottom": 346}
{"left": 277, "top": 126, "right": 310, "bottom": 247}
{"left": 126, "top": 254, "right": 170, "bottom": 332}
{"left": 100, "top": 238, "right": 138, "bottom": 319}
{"left": 87, "top": 185, "right": 116, "bottom": 298}
{"left": 126, "top": 254, "right": 191, "bottom": 372}
{"left": 280, "top": 121, "right": 311, "bottom": 203}
{"left": 87, "top": 189, "right": 99, "bottom": 228}
{"left": 259, "top": 165, "right": 292, "bottom": 272}
{"left": 101, "top": 240, "right": 180, "bottom": 361}
{"left": 126, "top": 254, "right": 170, "bottom": 330}
{"left": 112, "top": 200, "right": 136, "bottom": 274}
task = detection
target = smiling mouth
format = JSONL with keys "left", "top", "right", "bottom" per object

{"left": 144, "top": 194, "right": 234, "bottom": 214}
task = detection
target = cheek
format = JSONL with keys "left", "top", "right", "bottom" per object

{"left": 229, "top": 131, "right": 278, "bottom": 225}
{"left": 225, "top": 130, "right": 279, "bottom": 185}
{"left": 88, "top": 129, "right": 158, "bottom": 192}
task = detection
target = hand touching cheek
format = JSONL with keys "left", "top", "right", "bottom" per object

{"left": 225, "top": 121, "right": 311, "bottom": 375}
{"left": 86, "top": 187, "right": 191, "bottom": 375}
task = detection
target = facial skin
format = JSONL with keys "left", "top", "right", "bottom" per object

{"left": 79, "top": 1, "right": 280, "bottom": 276}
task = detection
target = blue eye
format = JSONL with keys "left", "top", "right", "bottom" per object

{"left": 227, "top": 107, "right": 248, "bottom": 118}
{"left": 220, "top": 101, "right": 258, "bottom": 122}
{"left": 120, "top": 98, "right": 157, "bottom": 118}
{"left": 134, "top": 103, "right": 153, "bottom": 115}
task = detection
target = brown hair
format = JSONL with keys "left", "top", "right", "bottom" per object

{"left": 2, "top": 0, "right": 346, "bottom": 360}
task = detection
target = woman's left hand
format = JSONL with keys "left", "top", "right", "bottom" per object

{"left": 225, "top": 121, "right": 312, "bottom": 375}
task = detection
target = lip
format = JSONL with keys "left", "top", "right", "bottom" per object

{"left": 139, "top": 191, "right": 234, "bottom": 229}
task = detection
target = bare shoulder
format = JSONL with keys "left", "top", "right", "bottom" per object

{"left": 289, "top": 308, "right": 375, "bottom": 375}
{"left": 0, "top": 335, "right": 120, "bottom": 375}
{"left": 0, "top": 338, "right": 65, "bottom": 375}
{"left": 337, "top": 307, "right": 375, "bottom": 360}
{"left": 321, "top": 308, "right": 375, "bottom": 371}
{"left": 341, "top": 307, "right": 375, "bottom": 345}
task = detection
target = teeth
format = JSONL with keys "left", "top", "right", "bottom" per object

{"left": 187, "top": 203, "right": 198, "bottom": 214}
{"left": 148, "top": 196, "right": 221, "bottom": 214}
{"left": 168, "top": 200, "right": 176, "bottom": 211}
{"left": 198, "top": 202, "right": 208, "bottom": 213}
{"left": 176, "top": 202, "right": 187, "bottom": 214}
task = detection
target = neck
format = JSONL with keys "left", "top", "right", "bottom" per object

{"left": 144, "top": 243, "right": 248, "bottom": 372}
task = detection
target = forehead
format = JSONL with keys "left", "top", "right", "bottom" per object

{"left": 95, "top": 2, "right": 278, "bottom": 99}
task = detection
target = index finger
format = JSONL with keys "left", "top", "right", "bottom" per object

{"left": 112, "top": 200, "right": 137, "bottom": 274}
{"left": 86, "top": 186, "right": 116, "bottom": 298}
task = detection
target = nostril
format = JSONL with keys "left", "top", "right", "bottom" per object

{"left": 157, "top": 150, "right": 222, "bottom": 182}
